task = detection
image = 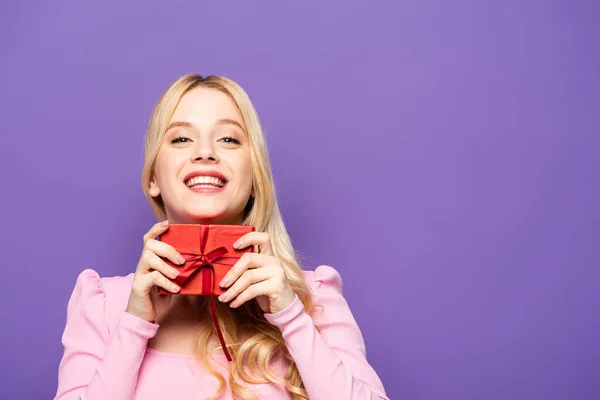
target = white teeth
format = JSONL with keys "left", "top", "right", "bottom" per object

{"left": 185, "top": 176, "right": 225, "bottom": 187}
{"left": 190, "top": 184, "right": 221, "bottom": 189}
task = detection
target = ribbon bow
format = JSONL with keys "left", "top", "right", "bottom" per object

{"left": 174, "top": 225, "right": 239, "bottom": 362}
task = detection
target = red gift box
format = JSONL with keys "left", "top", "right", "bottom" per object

{"left": 156, "top": 223, "right": 255, "bottom": 361}
{"left": 157, "top": 224, "right": 254, "bottom": 296}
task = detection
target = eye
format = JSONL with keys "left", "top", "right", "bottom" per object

{"left": 170, "top": 135, "right": 191, "bottom": 144}
{"left": 220, "top": 136, "right": 241, "bottom": 145}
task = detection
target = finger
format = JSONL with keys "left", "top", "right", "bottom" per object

{"left": 141, "top": 249, "right": 181, "bottom": 280}
{"left": 233, "top": 232, "right": 273, "bottom": 255}
{"left": 131, "top": 269, "right": 180, "bottom": 296}
{"left": 143, "top": 220, "right": 170, "bottom": 244}
{"left": 146, "top": 270, "right": 181, "bottom": 294}
{"left": 228, "top": 279, "right": 273, "bottom": 308}
{"left": 218, "top": 267, "right": 273, "bottom": 303}
{"left": 219, "top": 252, "right": 273, "bottom": 288}
{"left": 145, "top": 238, "right": 186, "bottom": 267}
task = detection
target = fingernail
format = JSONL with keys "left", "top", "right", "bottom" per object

{"left": 171, "top": 284, "right": 180, "bottom": 292}
{"left": 219, "top": 277, "right": 230, "bottom": 288}
{"left": 176, "top": 254, "right": 186, "bottom": 265}
{"left": 233, "top": 239, "right": 243, "bottom": 248}
{"left": 161, "top": 220, "right": 169, "bottom": 227}
{"left": 170, "top": 268, "right": 180, "bottom": 278}
{"left": 218, "top": 293, "right": 228, "bottom": 302}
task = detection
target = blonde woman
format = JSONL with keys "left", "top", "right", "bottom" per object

{"left": 55, "top": 74, "right": 389, "bottom": 400}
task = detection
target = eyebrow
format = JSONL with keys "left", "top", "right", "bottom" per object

{"left": 166, "top": 119, "right": 246, "bottom": 134}
{"left": 217, "top": 118, "right": 246, "bottom": 133}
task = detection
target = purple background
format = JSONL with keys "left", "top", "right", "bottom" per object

{"left": 1, "top": 1, "right": 599, "bottom": 399}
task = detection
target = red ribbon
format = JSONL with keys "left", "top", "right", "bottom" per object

{"left": 173, "top": 225, "right": 238, "bottom": 362}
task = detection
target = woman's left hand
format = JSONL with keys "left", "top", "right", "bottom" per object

{"left": 217, "top": 232, "right": 296, "bottom": 314}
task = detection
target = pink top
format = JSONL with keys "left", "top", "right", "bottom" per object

{"left": 55, "top": 265, "right": 388, "bottom": 400}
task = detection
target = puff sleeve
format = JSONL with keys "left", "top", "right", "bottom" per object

{"left": 55, "top": 269, "right": 159, "bottom": 400}
{"left": 263, "top": 265, "right": 389, "bottom": 400}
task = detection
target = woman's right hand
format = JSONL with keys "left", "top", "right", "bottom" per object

{"left": 125, "top": 220, "right": 186, "bottom": 323}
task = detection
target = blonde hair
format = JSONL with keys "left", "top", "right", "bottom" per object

{"left": 141, "top": 74, "right": 320, "bottom": 400}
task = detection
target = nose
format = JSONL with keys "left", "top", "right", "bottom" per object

{"left": 191, "top": 140, "right": 219, "bottom": 163}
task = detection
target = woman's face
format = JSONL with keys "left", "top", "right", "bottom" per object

{"left": 149, "top": 87, "right": 253, "bottom": 225}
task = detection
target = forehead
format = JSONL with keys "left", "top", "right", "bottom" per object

{"left": 170, "top": 87, "right": 243, "bottom": 126}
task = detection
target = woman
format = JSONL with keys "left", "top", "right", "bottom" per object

{"left": 55, "top": 74, "right": 388, "bottom": 400}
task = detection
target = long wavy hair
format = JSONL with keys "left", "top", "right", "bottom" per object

{"left": 141, "top": 74, "right": 320, "bottom": 400}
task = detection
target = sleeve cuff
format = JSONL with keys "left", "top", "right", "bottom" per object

{"left": 118, "top": 310, "right": 160, "bottom": 338}
{"left": 263, "top": 294, "right": 305, "bottom": 327}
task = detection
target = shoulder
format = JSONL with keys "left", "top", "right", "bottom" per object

{"left": 300, "top": 265, "right": 365, "bottom": 345}
{"left": 301, "top": 264, "right": 344, "bottom": 294}
{"left": 68, "top": 269, "right": 135, "bottom": 331}
{"left": 72, "top": 268, "right": 134, "bottom": 299}
{"left": 301, "top": 265, "right": 347, "bottom": 316}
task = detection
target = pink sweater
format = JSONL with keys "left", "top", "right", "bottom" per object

{"left": 55, "top": 265, "right": 388, "bottom": 400}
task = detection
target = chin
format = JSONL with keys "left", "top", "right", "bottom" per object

{"left": 186, "top": 210, "right": 240, "bottom": 225}
{"left": 186, "top": 211, "right": 224, "bottom": 221}
{"left": 165, "top": 202, "right": 244, "bottom": 225}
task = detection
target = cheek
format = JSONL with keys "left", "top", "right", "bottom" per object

{"left": 239, "top": 158, "right": 253, "bottom": 189}
{"left": 156, "top": 151, "right": 186, "bottom": 174}
{"left": 153, "top": 153, "right": 187, "bottom": 190}
{"left": 226, "top": 153, "right": 253, "bottom": 183}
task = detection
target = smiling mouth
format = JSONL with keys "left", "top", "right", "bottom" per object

{"left": 185, "top": 176, "right": 227, "bottom": 189}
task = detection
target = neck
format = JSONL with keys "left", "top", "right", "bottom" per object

{"left": 179, "top": 293, "right": 215, "bottom": 312}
